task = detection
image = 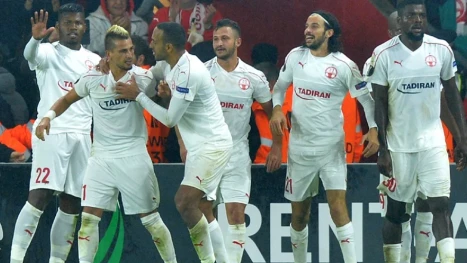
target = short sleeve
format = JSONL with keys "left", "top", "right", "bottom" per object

{"left": 73, "top": 74, "right": 91, "bottom": 98}
{"left": 440, "top": 44, "right": 457, "bottom": 81}
{"left": 149, "top": 62, "right": 170, "bottom": 81}
{"left": 277, "top": 50, "right": 296, "bottom": 83}
{"left": 171, "top": 67, "right": 197, "bottom": 102}
{"left": 362, "top": 57, "right": 373, "bottom": 92}
{"left": 368, "top": 50, "right": 389, "bottom": 87}
{"left": 252, "top": 72, "right": 272, "bottom": 103}
{"left": 134, "top": 70, "right": 156, "bottom": 97}
{"left": 343, "top": 60, "right": 369, "bottom": 98}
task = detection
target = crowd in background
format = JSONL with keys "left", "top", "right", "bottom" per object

{"left": 1, "top": 0, "right": 466, "bottom": 165}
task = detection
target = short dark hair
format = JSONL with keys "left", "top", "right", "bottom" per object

{"left": 131, "top": 35, "right": 156, "bottom": 65}
{"left": 397, "top": 0, "right": 425, "bottom": 15}
{"left": 157, "top": 22, "right": 186, "bottom": 51}
{"left": 58, "top": 3, "right": 84, "bottom": 20}
{"left": 254, "top": 62, "right": 279, "bottom": 83}
{"left": 251, "top": 43, "right": 278, "bottom": 65}
{"left": 105, "top": 25, "right": 130, "bottom": 51}
{"left": 215, "top": 19, "right": 241, "bottom": 37}
{"left": 310, "top": 10, "right": 343, "bottom": 53}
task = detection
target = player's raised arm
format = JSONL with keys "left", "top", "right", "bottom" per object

{"left": 24, "top": 10, "right": 55, "bottom": 67}
{"left": 35, "top": 89, "right": 84, "bottom": 141}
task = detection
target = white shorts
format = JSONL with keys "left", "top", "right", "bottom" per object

{"left": 377, "top": 147, "right": 450, "bottom": 203}
{"left": 216, "top": 148, "right": 251, "bottom": 205}
{"left": 81, "top": 152, "right": 160, "bottom": 215}
{"left": 181, "top": 144, "right": 232, "bottom": 201}
{"left": 30, "top": 133, "right": 91, "bottom": 198}
{"left": 284, "top": 146, "right": 347, "bottom": 202}
{"left": 378, "top": 174, "right": 413, "bottom": 217}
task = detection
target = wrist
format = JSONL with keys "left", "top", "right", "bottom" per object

{"left": 44, "top": 110, "right": 56, "bottom": 121}
{"left": 135, "top": 92, "right": 145, "bottom": 102}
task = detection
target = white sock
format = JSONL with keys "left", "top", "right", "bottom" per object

{"left": 437, "top": 238, "right": 455, "bottom": 263}
{"left": 49, "top": 209, "right": 79, "bottom": 263}
{"left": 414, "top": 212, "right": 433, "bottom": 263}
{"left": 78, "top": 212, "right": 101, "bottom": 263}
{"left": 141, "top": 212, "right": 177, "bottom": 263}
{"left": 290, "top": 224, "right": 308, "bottom": 263}
{"left": 383, "top": 243, "right": 401, "bottom": 263}
{"left": 11, "top": 202, "right": 43, "bottom": 262}
{"left": 226, "top": 223, "right": 246, "bottom": 263}
{"left": 207, "top": 220, "right": 228, "bottom": 263}
{"left": 188, "top": 215, "right": 215, "bottom": 263}
{"left": 400, "top": 220, "right": 412, "bottom": 263}
{"left": 336, "top": 222, "right": 357, "bottom": 263}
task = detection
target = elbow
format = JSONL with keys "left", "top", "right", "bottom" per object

{"left": 166, "top": 122, "right": 176, "bottom": 128}
{"left": 164, "top": 118, "right": 177, "bottom": 128}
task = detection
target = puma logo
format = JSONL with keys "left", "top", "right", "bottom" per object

{"left": 394, "top": 60, "right": 403, "bottom": 66}
{"left": 154, "top": 238, "right": 161, "bottom": 244}
{"left": 341, "top": 238, "right": 350, "bottom": 243}
{"left": 233, "top": 240, "right": 245, "bottom": 248}
{"left": 195, "top": 176, "right": 203, "bottom": 184}
{"left": 78, "top": 236, "right": 90, "bottom": 241}
{"left": 419, "top": 231, "right": 431, "bottom": 237}
{"left": 298, "top": 61, "right": 306, "bottom": 68}
{"left": 24, "top": 229, "right": 33, "bottom": 236}
{"left": 292, "top": 243, "right": 298, "bottom": 248}
{"left": 194, "top": 241, "right": 203, "bottom": 246}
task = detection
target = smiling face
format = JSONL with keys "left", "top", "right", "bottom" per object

{"left": 398, "top": 4, "right": 427, "bottom": 41}
{"left": 150, "top": 28, "right": 168, "bottom": 61}
{"left": 106, "top": 0, "right": 127, "bottom": 17}
{"left": 303, "top": 15, "right": 332, "bottom": 50}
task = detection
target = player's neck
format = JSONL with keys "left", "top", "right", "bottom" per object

{"left": 59, "top": 41, "right": 81, "bottom": 51}
{"left": 310, "top": 41, "right": 330, "bottom": 57}
{"left": 217, "top": 56, "right": 238, "bottom": 72}
{"left": 399, "top": 35, "right": 422, "bottom": 51}
{"left": 167, "top": 50, "right": 186, "bottom": 69}
{"left": 109, "top": 64, "right": 128, "bottom": 81}
{"left": 310, "top": 48, "right": 330, "bottom": 57}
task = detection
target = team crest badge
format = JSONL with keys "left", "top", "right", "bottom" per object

{"left": 325, "top": 66, "right": 337, "bottom": 79}
{"left": 85, "top": 60, "right": 94, "bottom": 71}
{"left": 425, "top": 55, "right": 437, "bottom": 67}
{"left": 239, "top": 78, "right": 251, "bottom": 90}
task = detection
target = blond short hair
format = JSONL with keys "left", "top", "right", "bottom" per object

{"left": 105, "top": 25, "right": 130, "bottom": 51}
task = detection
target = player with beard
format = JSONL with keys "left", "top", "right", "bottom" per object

{"left": 11, "top": 4, "right": 101, "bottom": 263}
{"left": 116, "top": 22, "right": 233, "bottom": 263}
{"left": 35, "top": 25, "right": 177, "bottom": 263}
{"left": 198, "top": 19, "right": 281, "bottom": 263}
{"left": 269, "top": 11, "right": 379, "bottom": 263}
{"left": 369, "top": 0, "right": 467, "bottom": 262}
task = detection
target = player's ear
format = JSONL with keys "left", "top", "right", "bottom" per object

{"left": 137, "top": 55, "right": 145, "bottom": 66}
{"left": 326, "top": 28, "right": 334, "bottom": 39}
{"left": 236, "top": 37, "right": 242, "bottom": 48}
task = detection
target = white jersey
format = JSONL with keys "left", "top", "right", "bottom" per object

{"left": 363, "top": 57, "right": 373, "bottom": 92}
{"left": 205, "top": 57, "right": 271, "bottom": 147}
{"left": 277, "top": 47, "right": 370, "bottom": 153}
{"left": 74, "top": 66, "right": 154, "bottom": 157}
{"left": 370, "top": 35, "right": 456, "bottom": 152}
{"left": 26, "top": 39, "right": 100, "bottom": 134}
{"left": 152, "top": 52, "right": 232, "bottom": 152}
